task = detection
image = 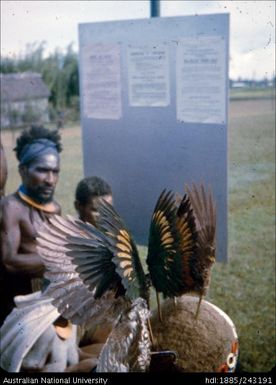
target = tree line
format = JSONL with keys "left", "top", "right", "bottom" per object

{"left": 2, "top": 42, "right": 274, "bottom": 122}
{"left": 1, "top": 42, "right": 80, "bottom": 121}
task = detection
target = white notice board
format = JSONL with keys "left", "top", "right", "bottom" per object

{"left": 79, "top": 14, "right": 229, "bottom": 261}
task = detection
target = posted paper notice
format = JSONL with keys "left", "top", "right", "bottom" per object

{"left": 176, "top": 36, "right": 226, "bottom": 124}
{"left": 127, "top": 44, "right": 170, "bottom": 107}
{"left": 81, "top": 43, "right": 122, "bottom": 120}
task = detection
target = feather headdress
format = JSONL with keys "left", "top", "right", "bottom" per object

{"left": 37, "top": 183, "right": 216, "bottom": 371}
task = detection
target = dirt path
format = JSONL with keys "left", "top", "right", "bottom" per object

{"left": 230, "top": 98, "right": 275, "bottom": 118}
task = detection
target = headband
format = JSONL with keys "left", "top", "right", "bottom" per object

{"left": 19, "top": 138, "right": 59, "bottom": 166}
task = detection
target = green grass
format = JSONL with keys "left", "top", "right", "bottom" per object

{"left": 1, "top": 99, "right": 275, "bottom": 372}
{"left": 210, "top": 99, "right": 275, "bottom": 372}
{"left": 230, "top": 87, "right": 275, "bottom": 101}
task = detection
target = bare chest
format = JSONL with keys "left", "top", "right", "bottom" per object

{"left": 19, "top": 207, "right": 50, "bottom": 243}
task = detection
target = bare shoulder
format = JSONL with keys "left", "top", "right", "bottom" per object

{"left": 53, "top": 200, "right": 62, "bottom": 215}
{"left": 0, "top": 194, "right": 62, "bottom": 221}
{"left": 1, "top": 193, "right": 23, "bottom": 208}
{"left": 0, "top": 193, "right": 27, "bottom": 220}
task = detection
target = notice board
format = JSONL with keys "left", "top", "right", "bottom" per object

{"left": 78, "top": 13, "right": 229, "bottom": 261}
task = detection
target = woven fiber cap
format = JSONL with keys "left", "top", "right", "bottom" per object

{"left": 151, "top": 295, "right": 239, "bottom": 372}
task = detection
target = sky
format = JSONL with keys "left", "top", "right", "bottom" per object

{"left": 1, "top": 0, "right": 275, "bottom": 80}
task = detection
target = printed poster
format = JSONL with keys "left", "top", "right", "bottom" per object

{"left": 176, "top": 36, "right": 226, "bottom": 124}
{"left": 81, "top": 43, "right": 122, "bottom": 120}
{"left": 127, "top": 44, "right": 170, "bottom": 107}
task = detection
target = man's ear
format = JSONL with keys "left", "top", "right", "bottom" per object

{"left": 18, "top": 164, "right": 27, "bottom": 178}
{"left": 74, "top": 200, "right": 80, "bottom": 213}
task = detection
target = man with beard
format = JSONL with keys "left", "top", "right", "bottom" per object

{"left": 0, "top": 125, "right": 62, "bottom": 326}
{"left": 0, "top": 175, "right": 114, "bottom": 373}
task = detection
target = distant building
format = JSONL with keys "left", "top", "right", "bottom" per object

{"left": 0, "top": 72, "right": 50, "bottom": 128}
{"left": 231, "top": 81, "right": 247, "bottom": 88}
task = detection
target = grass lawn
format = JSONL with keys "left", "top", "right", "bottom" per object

{"left": 1, "top": 97, "right": 275, "bottom": 372}
{"left": 230, "top": 87, "right": 275, "bottom": 101}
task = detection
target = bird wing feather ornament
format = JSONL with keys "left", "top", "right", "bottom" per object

{"left": 96, "top": 298, "right": 151, "bottom": 372}
{"left": 37, "top": 212, "right": 153, "bottom": 372}
{"left": 37, "top": 215, "right": 127, "bottom": 328}
{"left": 94, "top": 200, "right": 149, "bottom": 302}
{"left": 147, "top": 190, "right": 183, "bottom": 297}
{"left": 182, "top": 183, "right": 216, "bottom": 317}
{"left": 36, "top": 183, "right": 216, "bottom": 371}
{"left": 184, "top": 184, "right": 216, "bottom": 293}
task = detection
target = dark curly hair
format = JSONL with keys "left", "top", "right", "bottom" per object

{"left": 13, "top": 125, "right": 62, "bottom": 161}
{"left": 75, "top": 176, "right": 112, "bottom": 206}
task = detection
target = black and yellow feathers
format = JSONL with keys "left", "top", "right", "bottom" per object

{"left": 37, "top": 183, "right": 216, "bottom": 311}
{"left": 36, "top": 183, "right": 216, "bottom": 371}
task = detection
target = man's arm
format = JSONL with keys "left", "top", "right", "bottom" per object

{"left": 0, "top": 198, "right": 45, "bottom": 276}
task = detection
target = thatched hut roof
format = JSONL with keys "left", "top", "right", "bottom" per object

{"left": 1, "top": 72, "right": 50, "bottom": 102}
